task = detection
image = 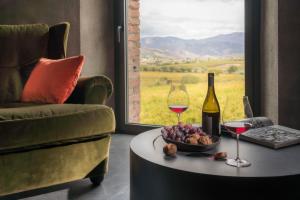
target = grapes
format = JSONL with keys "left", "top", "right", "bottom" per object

{"left": 161, "top": 123, "right": 211, "bottom": 145}
{"left": 161, "top": 129, "right": 168, "bottom": 137}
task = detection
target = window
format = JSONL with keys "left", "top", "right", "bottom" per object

{"left": 115, "top": 0, "right": 261, "bottom": 133}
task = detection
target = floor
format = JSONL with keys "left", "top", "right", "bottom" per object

{"left": 1, "top": 134, "right": 134, "bottom": 200}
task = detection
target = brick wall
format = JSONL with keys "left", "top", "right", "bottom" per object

{"left": 127, "top": 0, "right": 140, "bottom": 123}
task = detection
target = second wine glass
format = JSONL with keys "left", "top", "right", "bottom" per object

{"left": 222, "top": 96, "right": 253, "bottom": 168}
{"left": 167, "top": 82, "right": 189, "bottom": 123}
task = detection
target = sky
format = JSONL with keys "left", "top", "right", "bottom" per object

{"left": 140, "top": 0, "right": 244, "bottom": 39}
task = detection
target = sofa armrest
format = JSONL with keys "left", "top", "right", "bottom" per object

{"left": 66, "top": 75, "right": 113, "bottom": 104}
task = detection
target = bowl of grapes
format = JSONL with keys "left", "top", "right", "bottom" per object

{"left": 161, "top": 123, "right": 220, "bottom": 152}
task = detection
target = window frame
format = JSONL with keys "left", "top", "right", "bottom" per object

{"left": 114, "top": 0, "right": 261, "bottom": 134}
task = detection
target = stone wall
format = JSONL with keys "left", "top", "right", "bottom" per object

{"left": 261, "top": 0, "right": 300, "bottom": 129}
{"left": 127, "top": 0, "right": 141, "bottom": 123}
{"left": 260, "top": 0, "right": 278, "bottom": 124}
{"left": 278, "top": 0, "right": 300, "bottom": 129}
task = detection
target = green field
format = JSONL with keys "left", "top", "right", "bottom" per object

{"left": 138, "top": 58, "right": 245, "bottom": 125}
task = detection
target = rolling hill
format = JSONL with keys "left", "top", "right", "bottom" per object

{"left": 141, "top": 32, "right": 244, "bottom": 59}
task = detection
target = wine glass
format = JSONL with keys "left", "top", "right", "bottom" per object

{"left": 222, "top": 96, "right": 253, "bottom": 168}
{"left": 167, "top": 82, "right": 189, "bottom": 123}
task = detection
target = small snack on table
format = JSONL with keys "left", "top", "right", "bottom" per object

{"left": 214, "top": 152, "right": 227, "bottom": 160}
{"left": 163, "top": 143, "right": 177, "bottom": 156}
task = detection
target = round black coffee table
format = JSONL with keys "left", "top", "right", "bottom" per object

{"left": 130, "top": 128, "right": 300, "bottom": 200}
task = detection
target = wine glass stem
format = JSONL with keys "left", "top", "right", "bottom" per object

{"left": 177, "top": 113, "right": 181, "bottom": 123}
{"left": 236, "top": 134, "right": 240, "bottom": 160}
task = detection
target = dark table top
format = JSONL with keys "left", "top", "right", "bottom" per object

{"left": 130, "top": 128, "right": 300, "bottom": 178}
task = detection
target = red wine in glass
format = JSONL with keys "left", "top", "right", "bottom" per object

{"left": 168, "top": 105, "right": 188, "bottom": 114}
{"left": 223, "top": 121, "right": 252, "bottom": 135}
{"left": 167, "top": 82, "right": 189, "bottom": 123}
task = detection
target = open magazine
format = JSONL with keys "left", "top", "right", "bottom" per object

{"left": 221, "top": 117, "right": 300, "bottom": 149}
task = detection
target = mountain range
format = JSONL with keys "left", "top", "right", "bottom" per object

{"left": 141, "top": 32, "right": 244, "bottom": 59}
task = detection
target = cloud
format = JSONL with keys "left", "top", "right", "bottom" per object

{"left": 140, "top": 0, "right": 244, "bottom": 39}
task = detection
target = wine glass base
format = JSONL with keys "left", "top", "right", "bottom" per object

{"left": 226, "top": 158, "right": 251, "bottom": 168}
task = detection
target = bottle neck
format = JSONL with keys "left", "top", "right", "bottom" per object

{"left": 207, "top": 75, "right": 216, "bottom": 100}
{"left": 203, "top": 74, "right": 220, "bottom": 113}
{"left": 208, "top": 76, "right": 214, "bottom": 88}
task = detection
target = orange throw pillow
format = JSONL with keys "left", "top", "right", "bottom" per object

{"left": 21, "top": 56, "right": 84, "bottom": 104}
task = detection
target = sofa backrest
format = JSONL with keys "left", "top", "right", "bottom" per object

{"left": 0, "top": 23, "right": 69, "bottom": 103}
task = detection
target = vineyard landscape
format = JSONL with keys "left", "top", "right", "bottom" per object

{"left": 138, "top": 32, "right": 245, "bottom": 125}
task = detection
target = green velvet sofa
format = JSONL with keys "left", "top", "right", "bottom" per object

{"left": 0, "top": 22, "right": 115, "bottom": 196}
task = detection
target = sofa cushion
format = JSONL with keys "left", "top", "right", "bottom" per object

{"left": 0, "top": 104, "right": 115, "bottom": 151}
{"left": 0, "top": 24, "right": 49, "bottom": 103}
{"left": 21, "top": 56, "right": 84, "bottom": 104}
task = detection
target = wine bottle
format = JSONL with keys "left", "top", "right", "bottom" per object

{"left": 202, "top": 73, "right": 221, "bottom": 137}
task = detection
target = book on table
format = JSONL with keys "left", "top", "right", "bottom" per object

{"left": 222, "top": 117, "right": 300, "bottom": 149}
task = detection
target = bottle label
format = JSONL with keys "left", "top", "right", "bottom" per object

{"left": 202, "top": 112, "right": 220, "bottom": 137}
{"left": 204, "top": 116, "right": 213, "bottom": 136}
